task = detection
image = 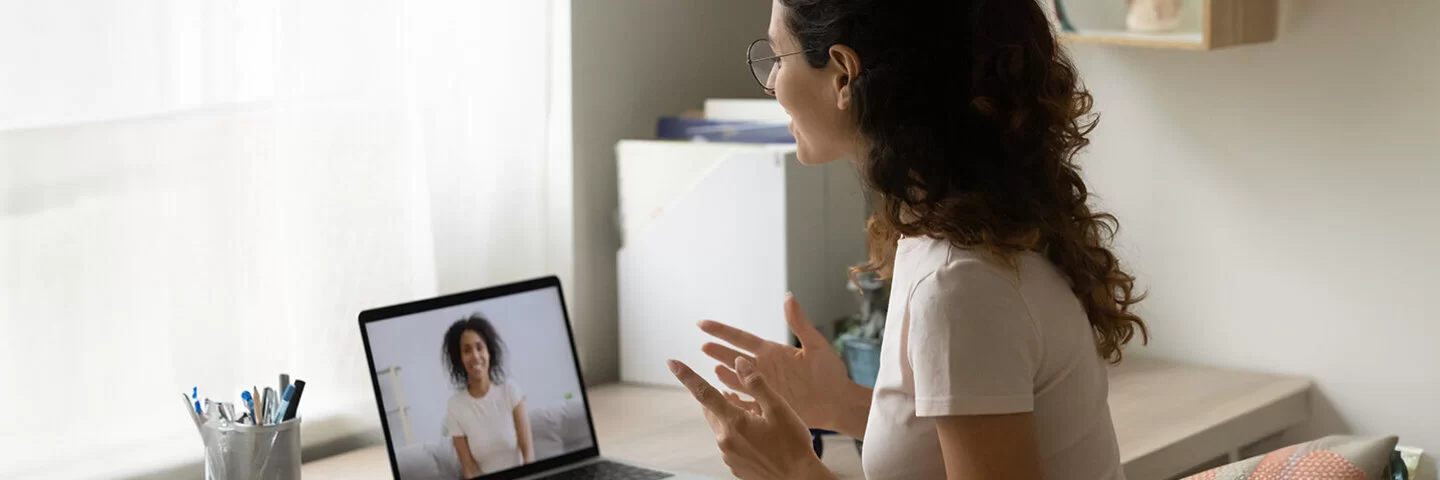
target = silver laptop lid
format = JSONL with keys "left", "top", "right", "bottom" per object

{"left": 359, "top": 276, "right": 601, "bottom": 480}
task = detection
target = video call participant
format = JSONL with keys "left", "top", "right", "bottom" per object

{"left": 442, "top": 314, "right": 534, "bottom": 477}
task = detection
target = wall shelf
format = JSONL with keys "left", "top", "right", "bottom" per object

{"left": 1060, "top": 30, "right": 1207, "bottom": 50}
{"left": 1055, "top": 0, "right": 1278, "bottom": 51}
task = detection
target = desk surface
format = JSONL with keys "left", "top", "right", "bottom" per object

{"left": 303, "top": 357, "right": 1309, "bottom": 480}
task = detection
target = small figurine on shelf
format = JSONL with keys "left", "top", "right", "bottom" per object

{"left": 1126, "top": 0, "right": 1183, "bottom": 33}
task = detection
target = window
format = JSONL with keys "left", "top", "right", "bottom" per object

{"left": 0, "top": 0, "right": 571, "bottom": 476}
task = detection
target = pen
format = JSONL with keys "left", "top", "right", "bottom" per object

{"left": 182, "top": 393, "right": 203, "bottom": 433}
{"left": 262, "top": 387, "right": 277, "bottom": 425}
{"left": 280, "top": 373, "right": 290, "bottom": 396}
{"left": 281, "top": 380, "right": 306, "bottom": 422}
{"left": 252, "top": 387, "right": 261, "bottom": 423}
{"left": 241, "top": 391, "right": 255, "bottom": 425}
{"left": 192, "top": 386, "right": 202, "bottom": 415}
{"left": 273, "top": 385, "right": 295, "bottom": 425}
{"left": 270, "top": 391, "right": 280, "bottom": 424}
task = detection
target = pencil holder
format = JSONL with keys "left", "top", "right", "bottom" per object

{"left": 202, "top": 417, "right": 302, "bottom": 480}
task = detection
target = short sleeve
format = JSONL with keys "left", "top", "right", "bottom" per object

{"left": 506, "top": 382, "right": 526, "bottom": 409}
{"left": 907, "top": 259, "right": 1040, "bottom": 417}
{"left": 444, "top": 396, "right": 464, "bottom": 437}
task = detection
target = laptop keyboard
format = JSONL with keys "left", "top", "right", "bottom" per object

{"left": 538, "top": 460, "right": 674, "bottom": 480}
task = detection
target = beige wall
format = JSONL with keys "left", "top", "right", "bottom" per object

{"left": 570, "top": 0, "right": 771, "bottom": 383}
{"left": 1070, "top": 1, "right": 1439, "bottom": 471}
{"left": 575, "top": 0, "right": 1440, "bottom": 467}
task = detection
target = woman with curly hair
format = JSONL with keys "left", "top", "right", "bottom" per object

{"left": 441, "top": 314, "right": 533, "bottom": 478}
{"left": 667, "top": 1, "right": 1148, "bottom": 478}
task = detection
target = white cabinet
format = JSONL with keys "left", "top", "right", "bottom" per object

{"left": 616, "top": 140, "right": 869, "bottom": 387}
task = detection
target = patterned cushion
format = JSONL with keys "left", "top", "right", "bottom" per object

{"left": 1184, "top": 435, "right": 1399, "bottom": 480}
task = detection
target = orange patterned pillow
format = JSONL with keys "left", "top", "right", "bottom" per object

{"left": 1184, "top": 435, "right": 1399, "bottom": 480}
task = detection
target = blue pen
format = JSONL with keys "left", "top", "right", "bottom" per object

{"left": 273, "top": 385, "right": 296, "bottom": 425}
{"left": 192, "top": 386, "right": 202, "bottom": 414}
{"left": 241, "top": 391, "right": 256, "bottom": 425}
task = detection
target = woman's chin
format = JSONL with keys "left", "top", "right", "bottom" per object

{"left": 795, "top": 148, "right": 842, "bottom": 166}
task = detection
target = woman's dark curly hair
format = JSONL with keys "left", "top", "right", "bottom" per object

{"left": 442, "top": 314, "right": 507, "bottom": 389}
{"left": 781, "top": 0, "right": 1147, "bottom": 362}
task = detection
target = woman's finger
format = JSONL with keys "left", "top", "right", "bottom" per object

{"left": 724, "top": 391, "right": 761, "bottom": 415}
{"left": 702, "top": 404, "right": 726, "bottom": 436}
{"left": 783, "top": 294, "right": 830, "bottom": 349}
{"left": 735, "top": 357, "right": 796, "bottom": 425}
{"left": 702, "top": 342, "right": 755, "bottom": 368}
{"left": 668, "top": 360, "right": 737, "bottom": 416}
{"left": 714, "top": 365, "right": 748, "bottom": 393}
{"left": 698, "top": 320, "right": 770, "bottom": 351}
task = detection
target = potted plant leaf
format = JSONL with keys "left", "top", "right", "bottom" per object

{"left": 811, "top": 269, "right": 888, "bottom": 458}
{"left": 833, "top": 270, "right": 888, "bottom": 389}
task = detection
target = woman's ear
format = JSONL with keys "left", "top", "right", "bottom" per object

{"left": 828, "top": 45, "right": 862, "bottom": 110}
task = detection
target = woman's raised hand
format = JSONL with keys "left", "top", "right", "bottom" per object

{"left": 699, "top": 294, "right": 866, "bottom": 434}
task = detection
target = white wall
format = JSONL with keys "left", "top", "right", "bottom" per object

{"left": 1068, "top": 1, "right": 1440, "bottom": 471}
{"left": 365, "top": 287, "right": 585, "bottom": 442}
{"left": 569, "top": 0, "right": 772, "bottom": 383}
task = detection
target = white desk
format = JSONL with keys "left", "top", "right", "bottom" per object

{"left": 303, "top": 358, "right": 1310, "bottom": 480}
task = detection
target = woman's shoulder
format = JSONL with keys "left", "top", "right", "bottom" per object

{"left": 918, "top": 247, "right": 1077, "bottom": 312}
{"left": 446, "top": 390, "right": 470, "bottom": 406}
{"left": 900, "top": 237, "right": 1023, "bottom": 286}
{"left": 499, "top": 381, "right": 525, "bottom": 401}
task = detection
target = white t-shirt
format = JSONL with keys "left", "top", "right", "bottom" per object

{"left": 445, "top": 382, "right": 527, "bottom": 475}
{"left": 861, "top": 236, "right": 1123, "bottom": 480}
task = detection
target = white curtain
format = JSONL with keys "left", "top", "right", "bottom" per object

{"left": 0, "top": 0, "right": 568, "bottom": 477}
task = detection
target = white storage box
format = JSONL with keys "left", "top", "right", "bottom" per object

{"left": 616, "top": 140, "right": 868, "bottom": 387}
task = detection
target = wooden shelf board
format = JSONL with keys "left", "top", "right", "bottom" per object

{"left": 1060, "top": 30, "right": 1208, "bottom": 50}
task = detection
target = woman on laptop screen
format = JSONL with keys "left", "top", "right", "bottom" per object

{"left": 441, "top": 314, "right": 535, "bottom": 477}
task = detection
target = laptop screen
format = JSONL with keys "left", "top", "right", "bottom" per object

{"left": 361, "top": 279, "right": 597, "bottom": 480}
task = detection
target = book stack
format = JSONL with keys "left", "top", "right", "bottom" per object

{"left": 655, "top": 99, "right": 794, "bottom": 144}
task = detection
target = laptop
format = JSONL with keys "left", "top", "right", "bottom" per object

{"left": 359, "top": 276, "right": 710, "bottom": 480}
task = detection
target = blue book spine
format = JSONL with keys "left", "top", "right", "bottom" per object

{"left": 657, "top": 117, "right": 795, "bottom": 144}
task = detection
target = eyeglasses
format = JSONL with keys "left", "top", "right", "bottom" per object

{"left": 746, "top": 38, "right": 818, "bottom": 93}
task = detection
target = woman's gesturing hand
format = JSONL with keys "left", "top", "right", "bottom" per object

{"left": 699, "top": 294, "right": 869, "bottom": 435}
{"left": 669, "top": 357, "right": 835, "bottom": 480}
